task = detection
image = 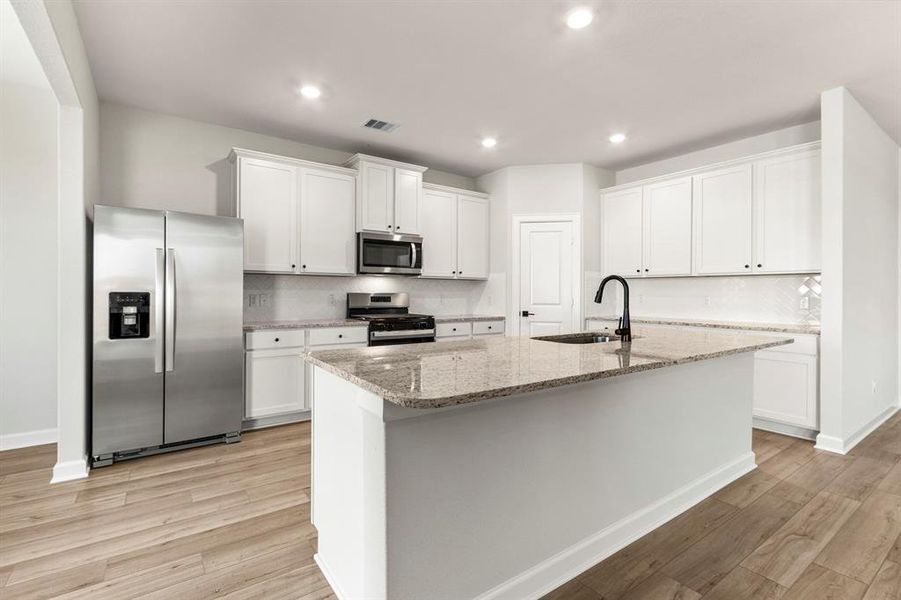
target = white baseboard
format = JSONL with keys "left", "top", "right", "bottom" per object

{"left": 475, "top": 452, "right": 757, "bottom": 600}
{"left": 51, "top": 456, "right": 89, "bottom": 483}
{"left": 753, "top": 418, "right": 817, "bottom": 441}
{"left": 815, "top": 404, "right": 899, "bottom": 455}
{"left": 315, "top": 553, "right": 349, "bottom": 600}
{"left": 0, "top": 428, "right": 58, "bottom": 451}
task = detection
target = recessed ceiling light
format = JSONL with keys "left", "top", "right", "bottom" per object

{"left": 609, "top": 133, "right": 627, "bottom": 144}
{"left": 299, "top": 85, "right": 321, "bottom": 99}
{"left": 481, "top": 137, "right": 497, "bottom": 148}
{"left": 566, "top": 8, "right": 594, "bottom": 29}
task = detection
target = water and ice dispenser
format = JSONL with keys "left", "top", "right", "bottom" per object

{"left": 108, "top": 292, "right": 150, "bottom": 339}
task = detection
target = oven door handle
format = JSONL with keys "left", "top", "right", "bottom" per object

{"left": 370, "top": 328, "right": 435, "bottom": 339}
{"left": 411, "top": 242, "right": 417, "bottom": 269}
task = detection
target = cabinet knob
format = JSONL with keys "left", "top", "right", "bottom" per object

{"left": 452, "top": 328, "right": 457, "bottom": 332}
{"left": 459, "top": 271, "right": 463, "bottom": 275}
{"left": 291, "top": 264, "right": 296, "bottom": 268}
{"left": 487, "top": 326, "right": 492, "bottom": 330}
{"left": 636, "top": 269, "right": 640, "bottom": 273}
{"left": 387, "top": 225, "right": 393, "bottom": 229}
{"left": 744, "top": 264, "right": 750, "bottom": 269}
{"left": 757, "top": 263, "right": 762, "bottom": 268}
{"left": 274, "top": 337, "right": 280, "bottom": 342}
{"left": 302, "top": 265, "right": 306, "bottom": 269}
{"left": 644, "top": 269, "right": 648, "bottom": 272}
{"left": 452, "top": 271, "right": 456, "bottom": 274}
{"left": 338, "top": 334, "right": 343, "bottom": 339}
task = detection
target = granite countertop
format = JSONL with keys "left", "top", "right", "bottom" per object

{"left": 245, "top": 314, "right": 506, "bottom": 331}
{"left": 587, "top": 315, "right": 820, "bottom": 335}
{"left": 434, "top": 315, "right": 505, "bottom": 323}
{"left": 243, "top": 319, "right": 364, "bottom": 331}
{"left": 305, "top": 328, "right": 792, "bottom": 409}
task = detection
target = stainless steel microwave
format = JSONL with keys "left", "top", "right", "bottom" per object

{"left": 357, "top": 232, "right": 423, "bottom": 275}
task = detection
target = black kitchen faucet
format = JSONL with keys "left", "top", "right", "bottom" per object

{"left": 594, "top": 275, "right": 632, "bottom": 341}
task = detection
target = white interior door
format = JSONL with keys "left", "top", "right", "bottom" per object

{"left": 518, "top": 221, "right": 574, "bottom": 337}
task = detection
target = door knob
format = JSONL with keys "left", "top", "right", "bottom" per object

{"left": 521, "top": 311, "right": 535, "bottom": 317}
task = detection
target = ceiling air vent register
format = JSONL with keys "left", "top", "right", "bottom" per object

{"left": 362, "top": 118, "right": 400, "bottom": 133}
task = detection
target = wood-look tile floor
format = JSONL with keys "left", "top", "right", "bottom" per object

{"left": 544, "top": 411, "right": 901, "bottom": 600}
{"left": 1, "top": 415, "right": 900, "bottom": 599}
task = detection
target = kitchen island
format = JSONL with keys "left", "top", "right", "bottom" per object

{"left": 306, "top": 329, "right": 791, "bottom": 600}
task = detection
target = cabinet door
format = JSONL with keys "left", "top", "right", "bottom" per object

{"left": 238, "top": 158, "right": 298, "bottom": 273}
{"left": 753, "top": 350, "right": 818, "bottom": 429}
{"left": 358, "top": 162, "right": 394, "bottom": 232}
{"left": 753, "top": 149, "right": 821, "bottom": 273}
{"left": 692, "top": 164, "right": 753, "bottom": 275}
{"left": 245, "top": 348, "right": 305, "bottom": 418}
{"left": 300, "top": 168, "right": 355, "bottom": 275}
{"left": 420, "top": 188, "right": 458, "bottom": 278}
{"left": 456, "top": 195, "right": 489, "bottom": 279}
{"left": 643, "top": 177, "right": 692, "bottom": 276}
{"left": 394, "top": 168, "right": 423, "bottom": 234}
{"left": 601, "top": 187, "right": 643, "bottom": 276}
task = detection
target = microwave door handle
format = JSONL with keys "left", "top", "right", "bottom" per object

{"left": 411, "top": 242, "right": 417, "bottom": 268}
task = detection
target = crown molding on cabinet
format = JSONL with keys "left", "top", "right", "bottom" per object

{"left": 343, "top": 153, "right": 428, "bottom": 173}
{"left": 229, "top": 147, "right": 357, "bottom": 177}
{"left": 422, "top": 181, "right": 489, "bottom": 199}
{"left": 600, "top": 141, "right": 822, "bottom": 194}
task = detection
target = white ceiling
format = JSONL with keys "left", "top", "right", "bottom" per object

{"left": 73, "top": 0, "right": 900, "bottom": 177}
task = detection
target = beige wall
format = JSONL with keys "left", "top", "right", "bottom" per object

{"left": 99, "top": 102, "right": 476, "bottom": 216}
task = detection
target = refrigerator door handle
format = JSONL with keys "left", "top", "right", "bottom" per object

{"left": 165, "top": 248, "right": 176, "bottom": 372}
{"left": 154, "top": 248, "right": 165, "bottom": 373}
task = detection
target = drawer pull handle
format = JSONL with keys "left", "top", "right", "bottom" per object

{"left": 487, "top": 326, "right": 492, "bottom": 330}
{"left": 338, "top": 334, "right": 343, "bottom": 339}
{"left": 274, "top": 337, "right": 279, "bottom": 342}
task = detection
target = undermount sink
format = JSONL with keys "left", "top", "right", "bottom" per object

{"left": 533, "top": 333, "right": 636, "bottom": 344}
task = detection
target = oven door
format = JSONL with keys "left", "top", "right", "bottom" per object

{"left": 358, "top": 232, "right": 423, "bottom": 275}
{"left": 369, "top": 329, "right": 436, "bottom": 346}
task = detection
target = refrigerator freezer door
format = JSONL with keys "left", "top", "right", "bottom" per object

{"left": 93, "top": 206, "right": 166, "bottom": 455}
{"left": 163, "top": 211, "right": 244, "bottom": 444}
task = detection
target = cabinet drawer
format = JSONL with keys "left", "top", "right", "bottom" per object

{"left": 245, "top": 329, "right": 305, "bottom": 350}
{"left": 436, "top": 322, "right": 472, "bottom": 338}
{"left": 473, "top": 320, "right": 504, "bottom": 335}
{"left": 308, "top": 326, "right": 368, "bottom": 346}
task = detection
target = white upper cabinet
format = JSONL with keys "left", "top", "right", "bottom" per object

{"left": 753, "top": 148, "right": 821, "bottom": 273}
{"left": 299, "top": 168, "right": 356, "bottom": 275}
{"left": 457, "top": 194, "right": 490, "bottom": 279}
{"left": 421, "top": 188, "right": 458, "bottom": 278}
{"left": 394, "top": 168, "right": 423, "bottom": 234}
{"left": 602, "top": 186, "right": 643, "bottom": 276}
{"left": 358, "top": 161, "right": 394, "bottom": 232}
{"left": 421, "top": 184, "right": 490, "bottom": 280}
{"left": 346, "top": 154, "right": 427, "bottom": 234}
{"left": 643, "top": 177, "right": 692, "bottom": 276}
{"left": 236, "top": 157, "right": 298, "bottom": 273}
{"left": 232, "top": 148, "right": 356, "bottom": 276}
{"left": 692, "top": 163, "right": 753, "bottom": 275}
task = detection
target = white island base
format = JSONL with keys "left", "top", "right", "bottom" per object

{"left": 311, "top": 353, "right": 756, "bottom": 600}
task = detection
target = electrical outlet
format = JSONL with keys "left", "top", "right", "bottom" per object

{"left": 800, "top": 297, "right": 810, "bottom": 310}
{"left": 248, "top": 294, "right": 258, "bottom": 307}
{"left": 704, "top": 296, "right": 711, "bottom": 307}
{"left": 328, "top": 293, "right": 337, "bottom": 307}
{"left": 872, "top": 380, "right": 878, "bottom": 395}
{"left": 259, "top": 293, "right": 270, "bottom": 308}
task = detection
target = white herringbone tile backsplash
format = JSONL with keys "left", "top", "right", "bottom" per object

{"left": 584, "top": 273, "right": 821, "bottom": 325}
{"left": 244, "top": 274, "right": 489, "bottom": 321}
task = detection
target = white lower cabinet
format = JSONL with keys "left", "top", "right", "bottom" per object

{"left": 244, "top": 327, "right": 366, "bottom": 421}
{"left": 245, "top": 347, "right": 306, "bottom": 418}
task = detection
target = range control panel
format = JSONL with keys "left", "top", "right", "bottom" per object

{"left": 108, "top": 292, "right": 150, "bottom": 339}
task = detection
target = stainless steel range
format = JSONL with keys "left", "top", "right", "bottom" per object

{"left": 347, "top": 293, "right": 435, "bottom": 346}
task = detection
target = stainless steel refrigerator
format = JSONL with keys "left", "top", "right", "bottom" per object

{"left": 92, "top": 205, "right": 244, "bottom": 467}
